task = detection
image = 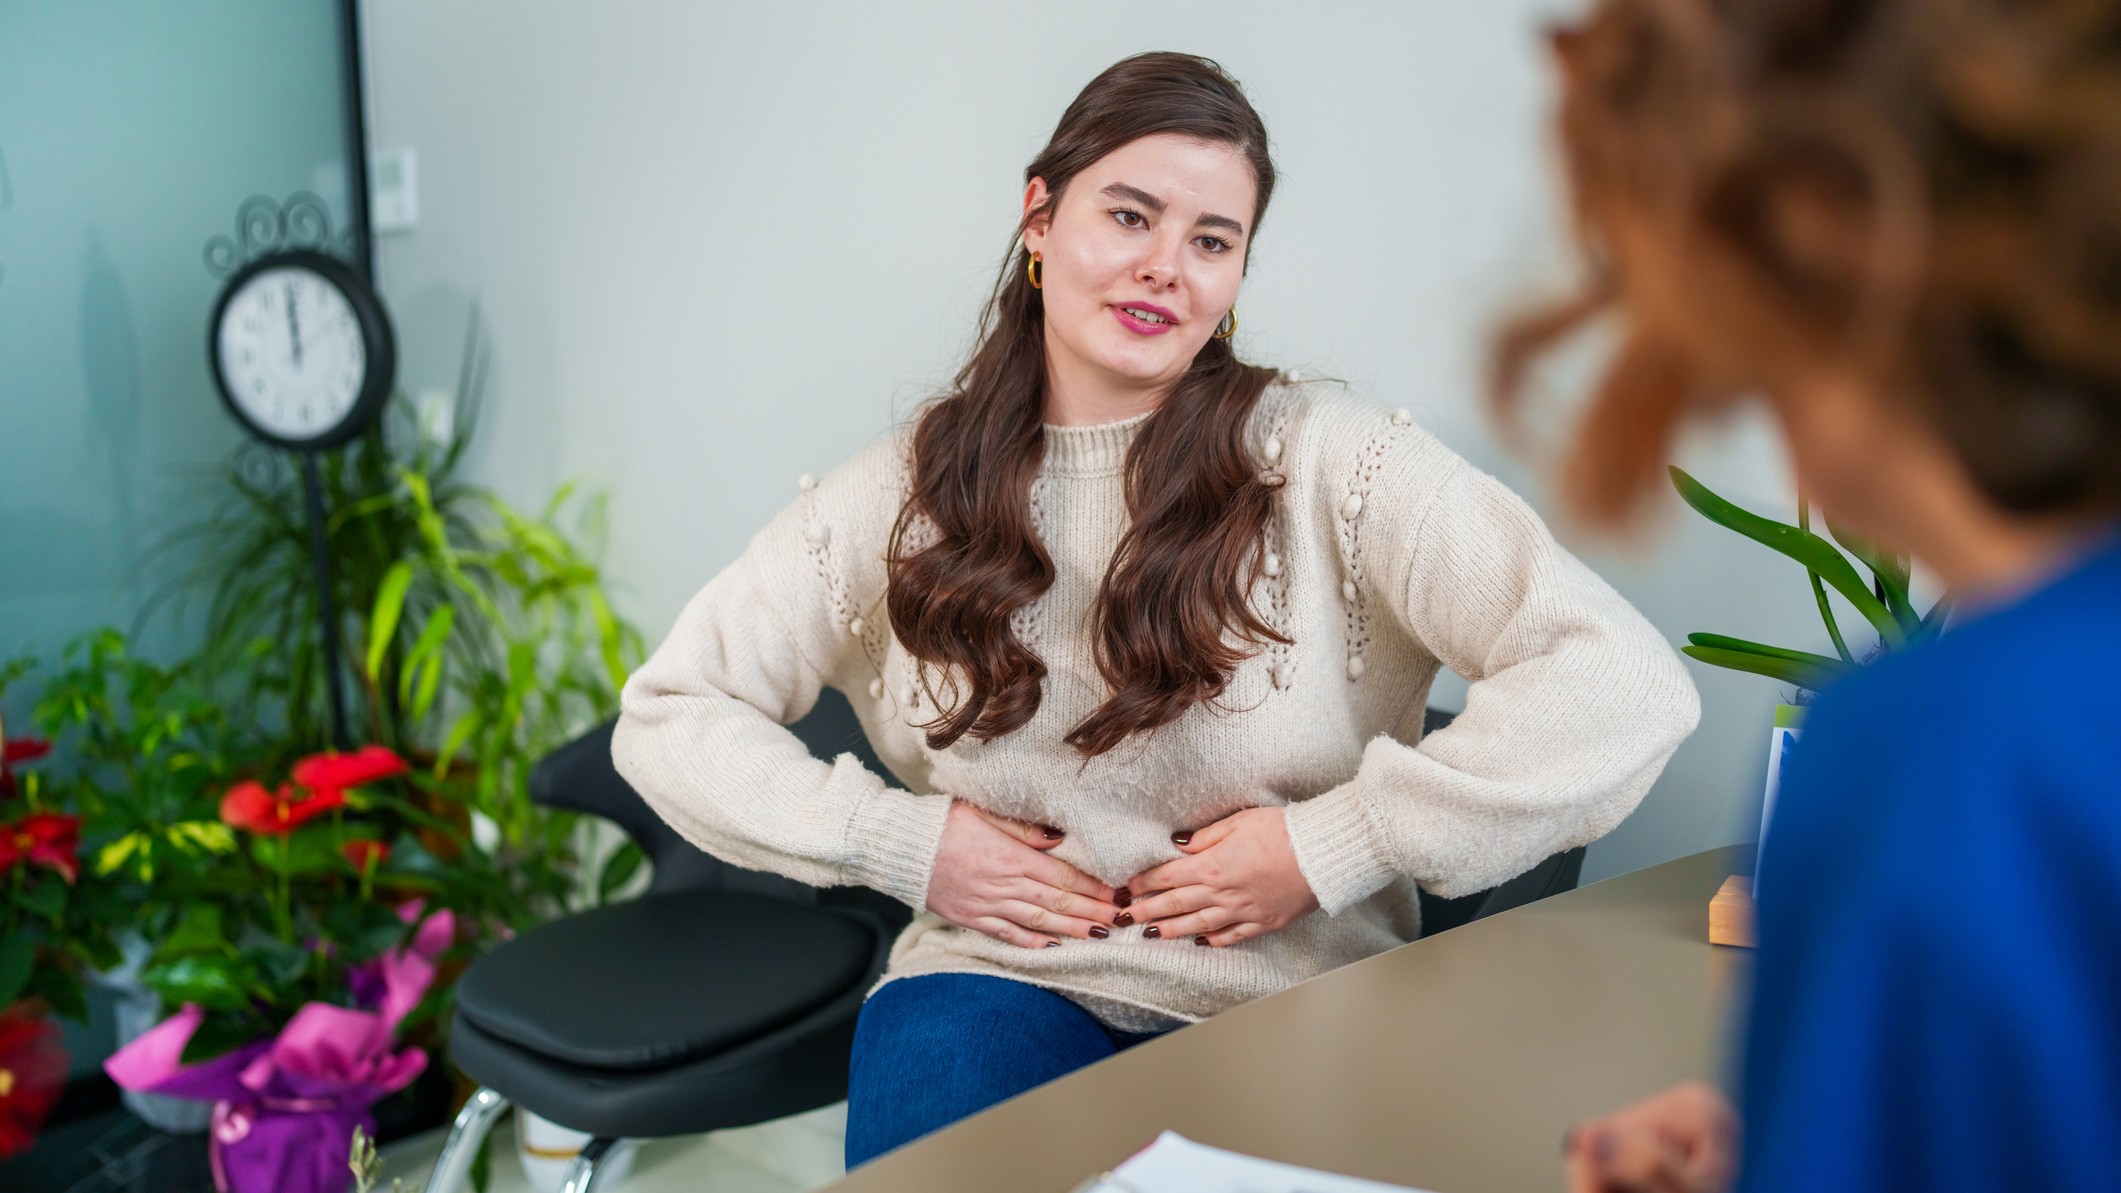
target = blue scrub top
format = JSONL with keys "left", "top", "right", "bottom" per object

{"left": 1737, "top": 529, "right": 2121, "bottom": 1191}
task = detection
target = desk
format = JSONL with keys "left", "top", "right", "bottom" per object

{"left": 824, "top": 846, "right": 1749, "bottom": 1193}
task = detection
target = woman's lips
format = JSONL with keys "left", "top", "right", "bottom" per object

{"left": 1110, "top": 303, "right": 1178, "bottom": 336}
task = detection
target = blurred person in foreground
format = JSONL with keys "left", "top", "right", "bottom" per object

{"left": 1497, "top": 2, "right": 2121, "bottom": 1190}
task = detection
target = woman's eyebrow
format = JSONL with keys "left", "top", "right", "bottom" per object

{"left": 1100, "top": 181, "right": 1247, "bottom": 238}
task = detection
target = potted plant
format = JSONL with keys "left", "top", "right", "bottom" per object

{"left": 1670, "top": 467, "right": 1948, "bottom": 940}
{"left": 164, "top": 314, "right": 644, "bottom": 927}
{"left": 1668, "top": 466, "right": 1944, "bottom": 692}
{"left": 0, "top": 696, "right": 105, "bottom": 1159}
{"left": 103, "top": 744, "right": 462, "bottom": 1193}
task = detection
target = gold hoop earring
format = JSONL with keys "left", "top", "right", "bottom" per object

{"left": 1213, "top": 307, "right": 1238, "bottom": 340}
{"left": 1027, "top": 252, "right": 1043, "bottom": 290}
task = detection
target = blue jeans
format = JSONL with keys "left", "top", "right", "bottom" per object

{"left": 844, "top": 974, "right": 1167, "bottom": 1167}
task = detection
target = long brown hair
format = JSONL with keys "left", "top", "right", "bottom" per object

{"left": 886, "top": 52, "right": 1285, "bottom": 758}
{"left": 1496, "top": 0, "right": 2121, "bottom": 526}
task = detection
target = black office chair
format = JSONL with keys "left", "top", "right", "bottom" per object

{"left": 418, "top": 700, "right": 1579, "bottom": 1193}
{"left": 1414, "top": 707, "right": 1586, "bottom": 936}
{"left": 419, "top": 688, "right": 909, "bottom": 1193}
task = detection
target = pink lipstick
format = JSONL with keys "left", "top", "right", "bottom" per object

{"left": 1110, "top": 302, "right": 1178, "bottom": 336}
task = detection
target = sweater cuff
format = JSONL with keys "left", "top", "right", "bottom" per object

{"left": 1283, "top": 783, "right": 1398, "bottom": 916}
{"left": 842, "top": 780, "right": 953, "bottom": 910}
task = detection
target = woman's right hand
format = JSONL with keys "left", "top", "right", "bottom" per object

{"left": 925, "top": 800, "right": 1124, "bottom": 949}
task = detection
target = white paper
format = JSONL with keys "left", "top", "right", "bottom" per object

{"left": 1073, "top": 1131, "right": 1440, "bottom": 1193}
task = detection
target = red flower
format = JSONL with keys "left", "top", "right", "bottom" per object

{"left": 0, "top": 735, "right": 50, "bottom": 803}
{"left": 0, "top": 1007, "right": 67, "bottom": 1158}
{"left": 291, "top": 745, "right": 408, "bottom": 793}
{"left": 0, "top": 813, "right": 80, "bottom": 883}
{"left": 341, "top": 839, "right": 390, "bottom": 870}
{"left": 219, "top": 780, "right": 344, "bottom": 835}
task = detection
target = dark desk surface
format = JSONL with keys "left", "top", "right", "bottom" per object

{"left": 825, "top": 846, "right": 1749, "bottom": 1193}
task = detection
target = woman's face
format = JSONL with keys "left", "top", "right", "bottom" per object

{"left": 1023, "top": 133, "right": 1256, "bottom": 397}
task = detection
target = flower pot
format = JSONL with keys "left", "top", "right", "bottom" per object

{"left": 1758, "top": 702, "right": 1806, "bottom": 884}
{"left": 515, "top": 1108, "right": 635, "bottom": 1193}
{"left": 91, "top": 933, "right": 212, "bottom": 1134}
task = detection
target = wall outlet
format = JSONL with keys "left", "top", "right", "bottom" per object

{"left": 370, "top": 146, "right": 418, "bottom": 234}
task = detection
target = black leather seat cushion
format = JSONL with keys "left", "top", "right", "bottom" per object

{"left": 456, "top": 890, "right": 878, "bottom": 1071}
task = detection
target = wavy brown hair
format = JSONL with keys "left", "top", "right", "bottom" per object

{"left": 886, "top": 52, "right": 1285, "bottom": 758}
{"left": 1495, "top": 0, "right": 2121, "bottom": 527}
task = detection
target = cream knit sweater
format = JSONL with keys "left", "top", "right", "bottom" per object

{"left": 613, "top": 377, "right": 1699, "bottom": 1030}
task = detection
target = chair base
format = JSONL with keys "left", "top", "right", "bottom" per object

{"left": 561, "top": 1136, "right": 631, "bottom": 1193}
{"left": 420, "top": 1087, "right": 511, "bottom": 1193}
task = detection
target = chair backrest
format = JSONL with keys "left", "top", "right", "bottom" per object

{"left": 1413, "top": 705, "right": 1586, "bottom": 936}
{"left": 534, "top": 697, "right": 1578, "bottom": 932}
{"left": 532, "top": 688, "right": 888, "bottom": 901}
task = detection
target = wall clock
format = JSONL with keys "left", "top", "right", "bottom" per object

{"left": 209, "top": 247, "right": 394, "bottom": 452}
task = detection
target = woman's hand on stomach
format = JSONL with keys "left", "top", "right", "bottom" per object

{"left": 925, "top": 800, "right": 1126, "bottom": 949}
{"left": 1122, "top": 807, "right": 1320, "bottom": 947}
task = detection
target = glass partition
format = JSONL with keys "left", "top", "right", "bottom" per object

{"left": 0, "top": 0, "right": 367, "bottom": 665}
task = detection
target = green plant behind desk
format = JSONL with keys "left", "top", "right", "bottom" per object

{"left": 166, "top": 317, "right": 644, "bottom": 923}
{"left": 1669, "top": 466, "right": 1947, "bottom": 693}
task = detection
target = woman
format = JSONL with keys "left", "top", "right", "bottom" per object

{"left": 614, "top": 52, "right": 1698, "bottom": 1166}
{"left": 1498, "top": 3, "right": 2121, "bottom": 1190}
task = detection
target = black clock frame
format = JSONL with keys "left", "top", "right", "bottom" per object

{"left": 207, "top": 247, "right": 396, "bottom": 453}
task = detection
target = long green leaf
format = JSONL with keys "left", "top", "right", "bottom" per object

{"left": 597, "top": 839, "right": 645, "bottom": 904}
{"left": 436, "top": 707, "right": 483, "bottom": 779}
{"left": 1685, "top": 633, "right": 1853, "bottom": 673}
{"left": 588, "top": 591, "right": 628, "bottom": 692}
{"left": 1798, "top": 498, "right": 1856, "bottom": 663}
{"left": 398, "top": 604, "right": 456, "bottom": 708}
{"left": 1825, "top": 516, "right": 1919, "bottom": 630}
{"left": 366, "top": 562, "right": 415, "bottom": 681}
{"left": 411, "top": 648, "right": 446, "bottom": 722}
{"left": 1681, "top": 644, "right": 1850, "bottom": 692}
{"left": 1671, "top": 468, "right": 1905, "bottom": 646}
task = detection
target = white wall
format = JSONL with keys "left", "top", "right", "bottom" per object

{"left": 365, "top": 1, "right": 1864, "bottom": 883}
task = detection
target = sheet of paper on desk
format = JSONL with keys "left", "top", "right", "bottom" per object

{"left": 1076, "top": 1131, "right": 1440, "bottom": 1193}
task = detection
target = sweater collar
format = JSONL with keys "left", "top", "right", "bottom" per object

{"left": 1041, "top": 410, "right": 1150, "bottom": 478}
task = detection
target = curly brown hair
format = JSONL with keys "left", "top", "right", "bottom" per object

{"left": 886, "top": 53, "right": 1286, "bottom": 757}
{"left": 1496, "top": 0, "right": 2121, "bottom": 527}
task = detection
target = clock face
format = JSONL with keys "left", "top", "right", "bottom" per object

{"left": 215, "top": 265, "right": 370, "bottom": 442}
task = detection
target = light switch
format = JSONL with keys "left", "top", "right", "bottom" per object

{"left": 370, "top": 147, "right": 419, "bottom": 234}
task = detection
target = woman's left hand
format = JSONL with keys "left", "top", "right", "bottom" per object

{"left": 1122, "top": 806, "right": 1320, "bottom": 947}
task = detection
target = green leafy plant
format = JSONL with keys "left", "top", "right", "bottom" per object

{"left": 8, "top": 634, "right": 484, "bottom": 1056}
{"left": 1, "top": 660, "right": 122, "bottom": 1022}
{"left": 158, "top": 310, "right": 643, "bottom": 925}
{"left": 1670, "top": 466, "right": 1946, "bottom": 692}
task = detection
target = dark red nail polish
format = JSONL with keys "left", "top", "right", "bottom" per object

{"left": 1088, "top": 925, "right": 1110, "bottom": 939}
{"left": 1041, "top": 824, "right": 1064, "bottom": 840}
{"left": 1045, "top": 940, "right": 1061, "bottom": 948}
{"left": 1114, "top": 912, "right": 1134, "bottom": 927}
{"left": 1194, "top": 935, "right": 1211, "bottom": 946}
{"left": 1142, "top": 926, "right": 1161, "bottom": 939}
{"left": 1114, "top": 887, "right": 1133, "bottom": 908}
{"left": 1171, "top": 830, "right": 1193, "bottom": 846}
{"left": 1590, "top": 1130, "right": 1612, "bottom": 1164}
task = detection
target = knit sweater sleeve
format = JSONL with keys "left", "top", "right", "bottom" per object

{"left": 1283, "top": 446, "right": 1700, "bottom": 914}
{"left": 610, "top": 449, "right": 952, "bottom": 910}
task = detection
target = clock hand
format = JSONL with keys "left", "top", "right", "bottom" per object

{"left": 285, "top": 282, "right": 303, "bottom": 369}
